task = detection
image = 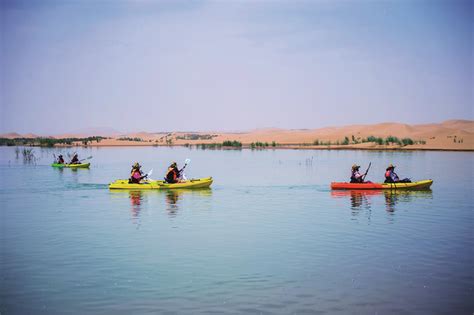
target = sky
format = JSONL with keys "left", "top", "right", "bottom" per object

{"left": 0, "top": 0, "right": 472, "bottom": 134}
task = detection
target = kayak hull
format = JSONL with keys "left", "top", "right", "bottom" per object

{"left": 109, "top": 177, "right": 213, "bottom": 190}
{"left": 52, "top": 163, "right": 90, "bottom": 169}
{"left": 331, "top": 179, "right": 433, "bottom": 190}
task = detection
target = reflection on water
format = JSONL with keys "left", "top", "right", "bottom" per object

{"left": 129, "top": 191, "right": 143, "bottom": 220}
{"left": 165, "top": 190, "right": 180, "bottom": 216}
{"left": 383, "top": 190, "right": 433, "bottom": 213}
{"left": 165, "top": 189, "right": 213, "bottom": 217}
{"left": 331, "top": 190, "right": 379, "bottom": 217}
{"left": 109, "top": 190, "right": 147, "bottom": 227}
{"left": 53, "top": 166, "right": 65, "bottom": 175}
{"left": 110, "top": 189, "right": 213, "bottom": 221}
{"left": 331, "top": 189, "right": 433, "bottom": 214}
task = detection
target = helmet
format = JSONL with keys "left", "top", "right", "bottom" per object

{"left": 133, "top": 162, "right": 141, "bottom": 168}
{"left": 352, "top": 164, "right": 360, "bottom": 170}
{"left": 387, "top": 164, "right": 395, "bottom": 170}
{"left": 170, "top": 162, "right": 177, "bottom": 168}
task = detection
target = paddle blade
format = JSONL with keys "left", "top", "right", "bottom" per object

{"left": 184, "top": 158, "right": 191, "bottom": 165}
{"left": 79, "top": 156, "right": 94, "bottom": 162}
{"left": 147, "top": 169, "right": 153, "bottom": 177}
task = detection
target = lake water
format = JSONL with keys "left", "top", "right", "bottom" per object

{"left": 0, "top": 146, "right": 472, "bottom": 314}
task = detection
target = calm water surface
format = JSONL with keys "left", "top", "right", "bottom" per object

{"left": 0, "top": 146, "right": 473, "bottom": 314}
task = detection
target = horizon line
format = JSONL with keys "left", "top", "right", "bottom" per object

{"left": 1, "top": 119, "right": 472, "bottom": 137}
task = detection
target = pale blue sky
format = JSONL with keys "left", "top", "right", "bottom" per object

{"left": 1, "top": 0, "right": 472, "bottom": 134}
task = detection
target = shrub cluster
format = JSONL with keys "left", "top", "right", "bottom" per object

{"left": 312, "top": 135, "right": 423, "bottom": 147}
{"left": 176, "top": 134, "right": 217, "bottom": 140}
{"left": 313, "top": 139, "right": 333, "bottom": 145}
{"left": 222, "top": 140, "right": 242, "bottom": 147}
{"left": 199, "top": 143, "right": 222, "bottom": 149}
{"left": 117, "top": 137, "right": 143, "bottom": 142}
{"left": 0, "top": 136, "right": 106, "bottom": 147}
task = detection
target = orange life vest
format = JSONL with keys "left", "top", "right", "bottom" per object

{"left": 166, "top": 168, "right": 178, "bottom": 182}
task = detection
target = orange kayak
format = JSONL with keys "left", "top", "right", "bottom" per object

{"left": 331, "top": 180, "right": 433, "bottom": 190}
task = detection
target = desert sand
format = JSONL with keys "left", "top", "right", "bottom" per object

{"left": 2, "top": 120, "right": 473, "bottom": 151}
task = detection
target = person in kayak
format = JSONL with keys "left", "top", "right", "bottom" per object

{"left": 165, "top": 162, "right": 181, "bottom": 184}
{"left": 57, "top": 154, "right": 65, "bottom": 164}
{"left": 69, "top": 153, "right": 80, "bottom": 164}
{"left": 384, "top": 164, "right": 411, "bottom": 183}
{"left": 129, "top": 162, "right": 147, "bottom": 184}
{"left": 350, "top": 164, "right": 364, "bottom": 183}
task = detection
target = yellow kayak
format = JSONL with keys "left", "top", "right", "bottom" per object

{"left": 379, "top": 180, "right": 433, "bottom": 190}
{"left": 109, "top": 177, "right": 213, "bottom": 190}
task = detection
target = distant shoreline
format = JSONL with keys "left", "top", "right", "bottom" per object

{"left": 2, "top": 142, "right": 472, "bottom": 152}
{"left": 2, "top": 119, "right": 472, "bottom": 151}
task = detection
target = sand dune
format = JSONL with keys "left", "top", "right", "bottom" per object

{"left": 1, "top": 132, "right": 23, "bottom": 139}
{"left": 2, "top": 120, "right": 473, "bottom": 150}
{"left": 85, "top": 120, "right": 473, "bottom": 150}
{"left": 1, "top": 132, "right": 39, "bottom": 139}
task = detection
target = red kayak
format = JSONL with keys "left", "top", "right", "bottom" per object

{"left": 331, "top": 180, "right": 433, "bottom": 190}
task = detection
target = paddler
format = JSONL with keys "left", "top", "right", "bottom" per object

{"left": 384, "top": 164, "right": 411, "bottom": 183}
{"left": 69, "top": 153, "right": 80, "bottom": 164}
{"left": 350, "top": 164, "right": 364, "bottom": 183}
{"left": 57, "top": 154, "right": 65, "bottom": 164}
{"left": 129, "top": 162, "right": 147, "bottom": 184}
{"left": 164, "top": 162, "right": 181, "bottom": 184}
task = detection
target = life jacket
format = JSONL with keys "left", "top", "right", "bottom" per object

{"left": 131, "top": 169, "right": 142, "bottom": 179}
{"left": 385, "top": 170, "right": 399, "bottom": 183}
{"left": 165, "top": 168, "right": 178, "bottom": 183}
{"left": 351, "top": 170, "right": 362, "bottom": 183}
{"left": 350, "top": 170, "right": 356, "bottom": 180}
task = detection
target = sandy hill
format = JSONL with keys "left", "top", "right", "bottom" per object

{"left": 3, "top": 120, "right": 473, "bottom": 150}
{"left": 54, "top": 127, "right": 120, "bottom": 138}
{"left": 23, "top": 133, "right": 40, "bottom": 138}
{"left": 88, "top": 119, "right": 472, "bottom": 150}
{"left": 166, "top": 120, "right": 473, "bottom": 150}
{"left": 0, "top": 132, "right": 39, "bottom": 139}
{"left": 0, "top": 132, "right": 23, "bottom": 139}
{"left": 440, "top": 120, "right": 474, "bottom": 133}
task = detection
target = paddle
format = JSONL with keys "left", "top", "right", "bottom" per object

{"left": 145, "top": 169, "right": 154, "bottom": 181}
{"left": 179, "top": 158, "right": 191, "bottom": 180}
{"left": 79, "top": 156, "right": 93, "bottom": 162}
{"left": 178, "top": 159, "right": 190, "bottom": 172}
{"left": 362, "top": 162, "right": 371, "bottom": 181}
